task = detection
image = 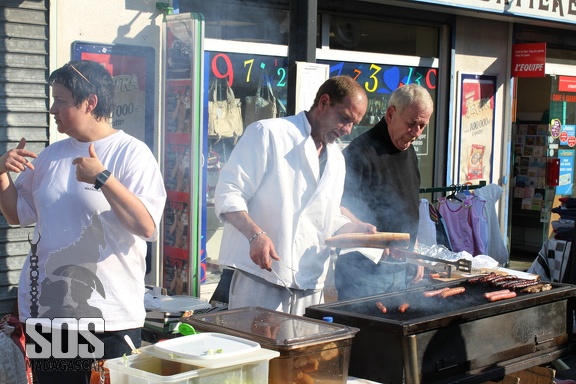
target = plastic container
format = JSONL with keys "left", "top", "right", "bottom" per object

{"left": 153, "top": 333, "right": 260, "bottom": 360}
{"left": 183, "top": 307, "right": 359, "bottom": 384}
{"left": 105, "top": 344, "right": 279, "bottom": 384}
{"left": 145, "top": 296, "right": 212, "bottom": 334}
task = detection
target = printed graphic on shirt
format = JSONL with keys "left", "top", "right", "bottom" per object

{"left": 30, "top": 214, "right": 107, "bottom": 319}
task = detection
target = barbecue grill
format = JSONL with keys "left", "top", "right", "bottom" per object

{"left": 305, "top": 280, "right": 576, "bottom": 384}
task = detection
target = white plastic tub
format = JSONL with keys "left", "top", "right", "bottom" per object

{"left": 105, "top": 344, "right": 278, "bottom": 384}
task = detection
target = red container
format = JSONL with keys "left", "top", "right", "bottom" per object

{"left": 547, "top": 157, "right": 560, "bottom": 186}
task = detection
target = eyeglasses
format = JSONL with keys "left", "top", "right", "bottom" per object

{"left": 67, "top": 63, "right": 95, "bottom": 88}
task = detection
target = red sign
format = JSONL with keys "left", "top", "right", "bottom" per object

{"left": 569, "top": 136, "right": 576, "bottom": 147}
{"left": 560, "top": 131, "right": 569, "bottom": 142}
{"left": 511, "top": 43, "right": 546, "bottom": 78}
{"left": 559, "top": 76, "right": 576, "bottom": 93}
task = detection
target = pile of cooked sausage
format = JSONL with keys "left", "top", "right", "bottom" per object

{"left": 375, "top": 272, "right": 552, "bottom": 314}
{"left": 466, "top": 272, "right": 551, "bottom": 301}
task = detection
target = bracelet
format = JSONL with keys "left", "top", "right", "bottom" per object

{"left": 248, "top": 231, "right": 266, "bottom": 243}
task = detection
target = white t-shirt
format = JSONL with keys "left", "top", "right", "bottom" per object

{"left": 15, "top": 131, "right": 166, "bottom": 331}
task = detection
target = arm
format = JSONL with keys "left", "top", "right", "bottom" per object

{"left": 0, "top": 138, "right": 38, "bottom": 225}
{"left": 224, "top": 210, "right": 280, "bottom": 270}
{"left": 100, "top": 176, "right": 156, "bottom": 238}
{"left": 73, "top": 143, "right": 156, "bottom": 238}
{"left": 336, "top": 206, "right": 377, "bottom": 235}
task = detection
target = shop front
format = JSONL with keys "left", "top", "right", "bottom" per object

{"left": 180, "top": 0, "right": 576, "bottom": 298}
{"left": 4, "top": 0, "right": 576, "bottom": 383}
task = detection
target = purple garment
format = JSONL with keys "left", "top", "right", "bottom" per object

{"left": 437, "top": 195, "right": 488, "bottom": 256}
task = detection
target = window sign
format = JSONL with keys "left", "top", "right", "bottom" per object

{"left": 72, "top": 41, "right": 156, "bottom": 150}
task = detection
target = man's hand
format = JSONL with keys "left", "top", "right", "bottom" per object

{"left": 249, "top": 232, "right": 280, "bottom": 270}
{"left": 336, "top": 221, "right": 377, "bottom": 235}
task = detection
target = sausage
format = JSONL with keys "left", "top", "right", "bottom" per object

{"left": 483, "top": 289, "right": 511, "bottom": 299}
{"left": 439, "top": 287, "right": 466, "bottom": 298}
{"left": 484, "top": 273, "right": 503, "bottom": 283}
{"left": 490, "top": 275, "right": 517, "bottom": 284}
{"left": 375, "top": 301, "right": 387, "bottom": 314}
{"left": 487, "top": 291, "right": 517, "bottom": 302}
{"left": 478, "top": 272, "right": 499, "bottom": 284}
{"left": 467, "top": 275, "right": 486, "bottom": 284}
{"left": 493, "top": 275, "right": 522, "bottom": 288}
{"left": 501, "top": 278, "right": 539, "bottom": 289}
{"left": 398, "top": 303, "right": 410, "bottom": 313}
{"left": 507, "top": 279, "right": 541, "bottom": 290}
{"left": 423, "top": 287, "right": 450, "bottom": 297}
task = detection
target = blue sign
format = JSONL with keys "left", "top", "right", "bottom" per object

{"left": 557, "top": 149, "right": 575, "bottom": 196}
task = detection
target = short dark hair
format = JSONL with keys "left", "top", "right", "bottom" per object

{"left": 49, "top": 60, "right": 115, "bottom": 120}
{"left": 311, "top": 75, "right": 365, "bottom": 109}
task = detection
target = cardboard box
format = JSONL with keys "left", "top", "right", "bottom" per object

{"left": 483, "top": 366, "right": 555, "bottom": 384}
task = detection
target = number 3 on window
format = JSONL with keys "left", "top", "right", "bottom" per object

{"left": 364, "top": 64, "right": 381, "bottom": 93}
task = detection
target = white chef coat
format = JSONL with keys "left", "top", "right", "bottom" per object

{"left": 214, "top": 111, "right": 350, "bottom": 290}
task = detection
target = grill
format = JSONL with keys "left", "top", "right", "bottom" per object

{"left": 305, "top": 280, "right": 576, "bottom": 384}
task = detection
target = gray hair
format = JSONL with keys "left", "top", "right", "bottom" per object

{"left": 388, "top": 84, "right": 433, "bottom": 114}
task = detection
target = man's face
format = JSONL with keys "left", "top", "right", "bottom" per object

{"left": 314, "top": 93, "right": 368, "bottom": 144}
{"left": 385, "top": 103, "right": 432, "bottom": 151}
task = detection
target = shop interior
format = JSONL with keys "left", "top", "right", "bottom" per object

{"left": 512, "top": 74, "right": 576, "bottom": 269}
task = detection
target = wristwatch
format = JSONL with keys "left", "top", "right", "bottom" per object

{"left": 94, "top": 169, "right": 111, "bottom": 190}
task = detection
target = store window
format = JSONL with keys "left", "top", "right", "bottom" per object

{"left": 202, "top": 53, "right": 438, "bottom": 297}
{"left": 328, "top": 16, "right": 438, "bottom": 57}
{"left": 184, "top": 0, "right": 290, "bottom": 45}
{"left": 198, "top": 10, "right": 442, "bottom": 300}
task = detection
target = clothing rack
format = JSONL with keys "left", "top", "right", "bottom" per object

{"left": 419, "top": 180, "right": 487, "bottom": 194}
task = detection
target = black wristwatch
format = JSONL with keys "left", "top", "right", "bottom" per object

{"left": 94, "top": 169, "right": 111, "bottom": 190}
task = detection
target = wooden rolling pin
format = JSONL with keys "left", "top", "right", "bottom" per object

{"left": 325, "top": 232, "right": 410, "bottom": 249}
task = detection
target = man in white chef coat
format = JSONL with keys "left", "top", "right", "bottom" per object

{"left": 214, "top": 75, "right": 374, "bottom": 315}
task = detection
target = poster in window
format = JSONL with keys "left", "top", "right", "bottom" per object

{"left": 72, "top": 41, "right": 155, "bottom": 149}
{"left": 457, "top": 73, "right": 497, "bottom": 184}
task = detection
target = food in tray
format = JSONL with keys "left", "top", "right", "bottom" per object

{"left": 287, "top": 343, "right": 341, "bottom": 384}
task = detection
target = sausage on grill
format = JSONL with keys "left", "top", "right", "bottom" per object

{"left": 375, "top": 301, "right": 387, "bottom": 314}
{"left": 398, "top": 303, "right": 410, "bottom": 313}
{"left": 439, "top": 287, "right": 466, "bottom": 298}
{"left": 423, "top": 287, "right": 450, "bottom": 297}
{"left": 486, "top": 291, "right": 517, "bottom": 302}
{"left": 483, "top": 289, "right": 512, "bottom": 299}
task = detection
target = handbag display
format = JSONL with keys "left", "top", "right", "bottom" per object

{"left": 208, "top": 79, "right": 243, "bottom": 142}
{"left": 244, "top": 75, "right": 277, "bottom": 127}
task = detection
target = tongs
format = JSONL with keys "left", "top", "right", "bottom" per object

{"left": 389, "top": 248, "right": 472, "bottom": 274}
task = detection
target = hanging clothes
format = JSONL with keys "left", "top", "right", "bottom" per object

{"left": 417, "top": 198, "right": 436, "bottom": 246}
{"left": 417, "top": 198, "right": 452, "bottom": 250}
{"left": 430, "top": 201, "right": 453, "bottom": 250}
{"left": 437, "top": 195, "right": 488, "bottom": 256}
{"left": 475, "top": 183, "right": 509, "bottom": 266}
